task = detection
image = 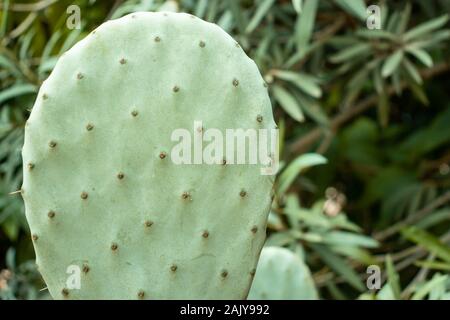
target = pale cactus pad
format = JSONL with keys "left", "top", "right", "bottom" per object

{"left": 248, "top": 247, "right": 318, "bottom": 300}
{"left": 22, "top": 12, "right": 275, "bottom": 299}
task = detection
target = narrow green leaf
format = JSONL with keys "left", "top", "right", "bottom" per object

{"left": 41, "top": 30, "right": 61, "bottom": 63}
{"left": 327, "top": 282, "right": 348, "bottom": 300}
{"left": 284, "top": 198, "right": 331, "bottom": 229}
{"left": 411, "top": 274, "right": 448, "bottom": 300}
{"left": 415, "top": 260, "right": 450, "bottom": 272}
{"left": 277, "top": 153, "right": 327, "bottom": 195}
{"left": 217, "top": 10, "right": 233, "bottom": 32}
{"left": 0, "top": 55, "right": 22, "bottom": 79}
{"left": 0, "top": 84, "right": 37, "bottom": 104}
{"left": 356, "top": 29, "right": 396, "bottom": 40}
{"left": 396, "top": 2, "right": 411, "bottom": 34}
{"left": 379, "top": 3, "right": 389, "bottom": 28}
{"left": 385, "top": 255, "right": 401, "bottom": 299}
{"left": 293, "top": 210, "right": 331, "bottom": 229}
{"left": 245, "top": 0, "right": 275, "bottom": 34}
{"left": 39, "top": 57, "right": 58, "bottom": 74}
{"left": 284, "top": 195, "right": 302, "bottom": 229}
{"left": 412, "top": 30, "right": 450, "bottom": 50}
{"left": 404, "top": 14, "right": 449, "bottom": 41}
{"left": 19, "top": 29, "right": 36, "bottom": 60}
{"left": 331, "top": 246, "right": 378, "bottom": 265}
{"left": 322, "top": 231, "right": 379, "bottom": 248}
{"left": 381, "top": 50, "right": 404, "bottom": 78}
{"left": 416, "top": 209, "right": 450, "bottom": 229}
{"left": 328, "top": 35, "right": 360, "bottom": 47}
{"left": 311, "top": 244, "right": 366, "bottom": 291}
{"left": 284, "top": 40, "right": 322, "bottom": 68}
{"left": 334, "top": 0, "right": 367, "bottom": 21}
{"left": 206, "top": 0, "right": 219, "bottom": 21}
{"left": 402, "top": 227, "right": 450, "bottom": 263}
{"left": 329, "top": 214, "right": 362, "bottom": 232}
{"left": 194, "top": 0, "right": 209, "bottom": 19}
{"left": 292, "top": 230, "right": 324, "bottom": 243}
{"left": 295, "top": 0, "right": 318, "bottom": 53}
{"left": 329, "top": 43, "right": 371, "bottom": 64}
{"left": 386, "top": 11, "right": 400, "bottom": 33}
{"left": 406, "top": 47, "right": 433, "bottom": 67}
{"left": 272, "top": 85, "right": 304, "bottom": 122}
{"left": 273, "top": 70, "right": 322, "bottom": 98}
{"left": 295, "top": 93, "right": 329, "bottom": 125}
{"left": 292, "top": 0, "right": 302, "bottom": 14}
{"left": 409, "top": 82, "right": 429, "bottom": 106}
{"left": 228, "top": 0, "right": 246, "bottom": 34}
{"left": 402, "top": 58, "right": 422, "bottom": 84}
{"left": 0, "top": 0, "right": 9, "bottom": 38}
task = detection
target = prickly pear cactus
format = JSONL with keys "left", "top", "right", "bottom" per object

{"left": 22, "top": 12, "right": 275, "bottom": 299}
{"left": 248, "top": 247, "right": 318, "bottom": 300}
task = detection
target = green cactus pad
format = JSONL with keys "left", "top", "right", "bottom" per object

{"left": 248, "top": 247, "right": 318, "bottom": 300}
{"left": 22, "top": 12, "right": 275, "bottom": 299}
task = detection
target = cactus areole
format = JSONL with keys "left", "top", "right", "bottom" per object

{"left": 22, "top": 12, "right": 275, "bottom": 299}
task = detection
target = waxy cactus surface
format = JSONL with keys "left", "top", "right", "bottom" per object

{"left": 22, "top": 12, "right": 275, "bottom": 299}
{"left": 248, "top": 247, "right": 318, "bottom": 300}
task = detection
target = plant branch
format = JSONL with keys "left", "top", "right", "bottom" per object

{"left": 374, "top": 190, "right": 450, "bottom": 241}
{"left": 0, "top": 0, "right": 58, "bottom": 12}
{"left": 289, "top": 61, "right": 450, "bottom": 155}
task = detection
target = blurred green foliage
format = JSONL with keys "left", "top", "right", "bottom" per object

{"left": 0, "top": 0, "right": 449, "bottom": 299}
